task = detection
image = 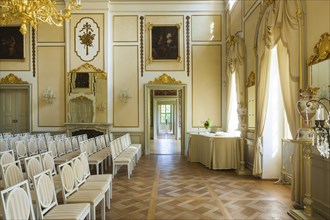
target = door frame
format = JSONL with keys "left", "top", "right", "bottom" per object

{"left": 0, "top": 84, "right": 32, "bottom": 132}
{"left": 144, "top": 83, "right": 186, "bottom": 155}
{"left": 154, "top": 99, "right": 177, "bottom": 139}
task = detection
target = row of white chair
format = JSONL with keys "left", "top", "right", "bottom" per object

{"left": 110, "top": 133, "right": 142, "bottom": 179}
{"left": 0, "top": 151, "right": 113, "bottom": 219}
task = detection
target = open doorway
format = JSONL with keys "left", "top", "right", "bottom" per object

{"left": 144, "top": 84, "right": 186, "bottom": 155}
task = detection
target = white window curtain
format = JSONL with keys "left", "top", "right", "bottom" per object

{"left": 228, "top": 72, "right": 239, "bottom": 134}
{"left": 254, "top": 0, "right": 301, "bottom": 203}
{"left": 226, "top": 35, "right": 246, "bottom": 132}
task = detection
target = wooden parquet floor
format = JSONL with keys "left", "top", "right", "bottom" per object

{"left": 99, "top": 155, "right": 294, "bottom": 220}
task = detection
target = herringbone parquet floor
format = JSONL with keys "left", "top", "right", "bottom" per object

{"left": 101, "top": 154, "right": 294, "bottom": 220}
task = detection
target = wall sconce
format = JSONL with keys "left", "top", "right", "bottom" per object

{"left": 119, "top": 88, "right": 132, "bottom": 103}
{"left": 97, "top": 102, "right": 106, "bottom": 111}
{"left": 42, "top": 88, "right": 56, "bottom": 103}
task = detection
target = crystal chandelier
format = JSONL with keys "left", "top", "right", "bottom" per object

{"left": 0, "top": 0, "right": 81, "bottom": 35}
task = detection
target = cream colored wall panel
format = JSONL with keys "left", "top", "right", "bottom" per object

{"left": 113, "top": 46, "right": 139, "bottom": 127}
{"left": 244, "top": 0, "right": 257, "bottom": 15}
{"left": 306, "top": 0, "right": 330, "bottom": 58}
{"left": 0, "top": 28, "right": 30, "bottom": 71}
{"left": 70, "top": 14, "right": 104, "bottom": 70}
{"left": 113, "top": 16, "right": 138, "bottom": 42}
{"left": 191, "top": 15, "right": 221, "bottom": 42}
{"left": 192, "top": 45, "right": 221, "bottom": 128}
{"left": 37, "top": 23, "right": 65, "bottom": 43}
{"left": 38, "top": 46, "right": 65, "bottom": 127}
{"left": 230, "top": 0, "right": 242, "bottom": 35}
{"left": 95, "top": 78, "right": 107, "bottom": 123}
{"left": 145, "top": 15, "right": 184, "bottom": 71}
{"left": 244, "top": 6, "right": 259, "bottom": 76}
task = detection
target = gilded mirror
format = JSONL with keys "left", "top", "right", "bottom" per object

{"left": 308, "top": 32, "right": 330, "bottom": 99}
{"left": 67, "top": 63, "right": 107, "bottom": 123}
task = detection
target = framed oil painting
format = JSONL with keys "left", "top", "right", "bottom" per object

{"left": 0, "top": 26, "right": 24, "bottom": 59}
{"left": 149, "top": 25, "right": 181, "bottom": 62}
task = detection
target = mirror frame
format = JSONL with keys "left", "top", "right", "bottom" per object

{"left": 307, "top": 32, "right": 330, "bottom": 86}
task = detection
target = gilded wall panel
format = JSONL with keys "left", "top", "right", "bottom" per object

{"left": 37, "top": 46, "right": 65, "bottom": 127}
{"left": 113, "top": 45, "right": 139, "bottom": 127}
{"left": 70, "top": 14, "right": 104, "bottom": 70}
{"left": 191, "top": 15, "right": 221, "bottom": 42}
{"left": 113, "top": 16, "right": 138, "bottom": 42}
{"left": 192, "top": 45, "right": 221, "bottom": 128}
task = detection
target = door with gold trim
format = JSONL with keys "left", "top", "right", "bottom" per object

{"left": 0, "top": 87, "right": 30, "bottom": 133}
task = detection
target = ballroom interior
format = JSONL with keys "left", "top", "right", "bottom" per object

{"left": 0, "top": 0, "right": 329, "bottom": 219}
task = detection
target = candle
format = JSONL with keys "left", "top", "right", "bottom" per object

{"left": 319, "top": 106, "right": 325, "bottom": 120}
{"left": 316, "top": 106, "right": 321, "bottom": 120}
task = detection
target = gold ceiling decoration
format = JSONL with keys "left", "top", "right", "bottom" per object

{"left": 307, "top": 32, "right": 330, "bottom": 66}
{"left": 70, "top": 63, "right": 107, "bottom": 79}
{"left": 0, "top": 73, "right": 28, "bottom": 84}
{"left": 0, "top": 0, "right": 81, "bottom": 35}
{"left": 148, "top": 73, "right": 182, "bottom": 84}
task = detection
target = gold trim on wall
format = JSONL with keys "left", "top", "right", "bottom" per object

{"left": 307, "top": 32, "right": 330, "bottom": 66}
{"left": 70, "top": 63, "right": 107, "bottom": 79}
{"left": 0, "top": 73, "right": 28, "bottom": 84}
{"left": 148, "top": 74, "right": 182, "bottom": 84}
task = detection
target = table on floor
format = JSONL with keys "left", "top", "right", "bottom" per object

{"left": 187, "top": 133, "right": 240, "bottom": 170}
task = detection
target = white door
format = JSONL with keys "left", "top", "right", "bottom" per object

{"left": 0, "top": 88, "right": 30, "bottom": 133}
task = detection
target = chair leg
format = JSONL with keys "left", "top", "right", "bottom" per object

{"left": 106, "top": 188, "right": 110, "bottom": 209}
{"left": 96, "top": 163, "right": 99, "bottom": 175}
{"left": 101, "top": 198, "right": 105, "bottom": 220}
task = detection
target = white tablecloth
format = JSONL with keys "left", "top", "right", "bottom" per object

{"left": 187, "top": 133, "right": 240, "bottom": 169}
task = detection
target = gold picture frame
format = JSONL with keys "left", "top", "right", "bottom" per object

{"left": 148, "top": 23, "right": 181, "bottom": 63}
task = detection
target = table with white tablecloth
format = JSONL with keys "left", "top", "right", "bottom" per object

{"left": 187, "top": 133, "right": 240, "bottom": 170}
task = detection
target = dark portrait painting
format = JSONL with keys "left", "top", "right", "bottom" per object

{"left": 151, "top": 26, "right": 179, "bottom": 60}
{"left": 75, "top": 72, "right": 90, "bottom": 88}
{"left": 0, "top": 26, "right": 24, "bottom": 59}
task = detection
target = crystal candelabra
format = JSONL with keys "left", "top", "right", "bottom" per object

{"left": 306, "top": 98, "right": 330, "bottom": 159}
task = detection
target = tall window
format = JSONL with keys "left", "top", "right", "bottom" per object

{"left": 228, "top": 72, "right": 239, "bottom": 134}
{"left": 160, "top": 104, "right": 172, "bottom": 124}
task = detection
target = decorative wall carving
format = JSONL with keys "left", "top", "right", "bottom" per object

{"left": 0, "top": 73, "right": 28, "bottom": 84}
{"left": 148, "top": 73, "right": 182, "bottom": 84}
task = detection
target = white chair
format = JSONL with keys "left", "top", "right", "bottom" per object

{"left": 15, "top": 140, "right": 28, "bottom": 161}
{"left": 72, "top": 155, "right": 111, "bottom": 209}
{"left": 1, "top": 160, "right": 25, "bottom": 188}
{"left": 0, "top": 139, "right": 8, "bottom": 151}
{"left": 37, "top": 137, "right": 48, "bottom": 153}
{"left": 33, "top": 170, "right": 90, "bottom": 220}
{"left": 0, "top": 150, "right": 15, "bottom": 166}
{"left": 58, "top": 161, "right": 105, "bottom": 220}
{"left": 56, "top": 139, "right": 66, "bottom": 157}
{"left": 110, "top": 140, "right": 133, "bottom": 179}
{"left": 27, "top": 138, "right": 39, "bottom": 156}
{"left": 0, "top": 180, "right": 35, "bottom": 219}
{"left": 40, "top": 151, "right": 61, "bottom": 193}
{"left": 24, "top": 155, "right": 43, "bottom": 188}
{"left": 71, "top": 136, "right": 80, "bottom": 151}
{"left": 47, "top": 141, "right": 58, "bottom": 158}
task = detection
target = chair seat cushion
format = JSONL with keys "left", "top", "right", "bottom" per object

{"left": 79, "top": 181, "right": 109, "bottom": 192}
{"left": 66, "top": 190, "right": 104, "bottom": 205}
{"left": 86, "top": 174, "right": 112, "bottom": 183}
{"left": 44, "top": 203, "right": 90, "bottom": 220}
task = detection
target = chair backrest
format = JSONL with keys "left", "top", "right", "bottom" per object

{"left": 104, "top": 134, "right": 110, "bottom": 147}
{"left": 0, "top": 139, "right": 8, "bottom": 151}
{"left": 9, "top": 136, "right": 19, "bottom": 153}
{"left": 56, "top": 139, "right": 66, "bottom": 156}
{"left": 0, "top": 150, "right": 15, "bottom": 166}
{"left": 88, "top": 138, "right": 97, "bottom": 155}
{"left": 15, "top": 140, "right": 28, "bottom": 160}
{"left": 72, "top": 156, "right": 86, "bottom": 187}
{"left": 37, "top": 137, "right": 48, "bottom": 153}
{"left": 109, "top": 132, "right": 114, "bottom": 141}
{"left": 82, "top": 134, "right": 88, "bottom": 141}
{"left": 40, "top": 151, "right": 57, "bottom": 176}
{"left": 80, "top": 152, "right": 91, "bottom": 179}
{"left": 27, "top": 138, "right": 39, "bottom": 156}
{"left": 95, "top": 136, "right": 103, "bottom": 151}
{"left": 77, "top": 135, "right": 84, "bottom": 144}
{"left": 24, "top": 155, "right": 43, "bottom": 187}
{"left": 0, "top": 180, "right": 35, "bottom": 219}
{"left": 47, "top": 141, "right": 58, "bottom": 158}
{"left": 71, "top": 136, "right": 79, "bottom": 151}
{"left": 79, "top": 140, "right": 89, "bottom": 154}
{"left": 58, "top": 161, "right": 78, "bottom": 202}
{"left": 33, "top": 169, "right": 58, "bottom": 219}
{"left": 64, "top": 137, "right": 73, "bottom": 153}
{"left": 2, "top": 160, "right": 25, "bottom": 188}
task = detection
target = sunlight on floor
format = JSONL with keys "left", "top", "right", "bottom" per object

{"left": 149, "top": 134, "right": 181, "bottom": 154}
